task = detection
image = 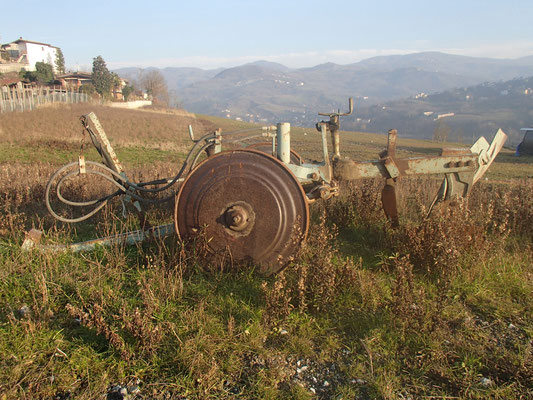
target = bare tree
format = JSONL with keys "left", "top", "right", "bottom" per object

{"left": 433, "top": 120, "right": 451, "bottom": 142}
{"left": 141, "top": 70, "right": 169, "bottom": 106}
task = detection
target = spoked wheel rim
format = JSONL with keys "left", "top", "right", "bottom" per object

{"left": 174, "top": 149, "right": 309, "bottom": 274}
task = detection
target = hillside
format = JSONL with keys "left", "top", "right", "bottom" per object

{"left": 115, "top": 66, "right": 223, "bottom": 90}
{"left": 115, "top": 52, "right": 533, "bottom": 126}
{"left": 345, "top": 76, "right": 533, "bottom": 146}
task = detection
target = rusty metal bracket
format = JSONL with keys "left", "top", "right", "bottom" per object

{"left": 316, "top": 98, "right": 354, "bottom": 159}
{"left": 287, "top": 122, "right": 332, "bottom": 185}
{"left": 81, "top": 113, "right": 124, "bottom": 175}
{"left": 78, "top": 155, "right": 86, "bottom": 175}
{"left": 379, "top": 129, "right": 401, "bottom": 179}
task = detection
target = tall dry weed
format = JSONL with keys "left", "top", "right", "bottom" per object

{"left": 392, "top": 198, "right": 489, "bottom": 283}
{"left": 263, "top": 210, "right": 359, "bottom": 323}
{"left": 387, "top": 253, "right": 437, "bottom": 335}
{"left": 262, "top": 271, "right": 292, "bottom": 325}
{"left": 380, "top": 178, "right": 533, "bottom": 282}
{"left": 470, "top": 180, "right": 533, "bottom": 239}
{"left": 64, "top": 270, "right": 167, "bottom": 361}
{"left": 326, "top": 179, "right": 386, "bottom": 229}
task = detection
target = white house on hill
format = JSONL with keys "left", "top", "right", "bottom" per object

{"left": 0, "top": 37, "right": 59, "bottom": 72}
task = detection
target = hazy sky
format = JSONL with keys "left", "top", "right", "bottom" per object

{"left": 2, "top": 0, "right": 532, "bottom": 71}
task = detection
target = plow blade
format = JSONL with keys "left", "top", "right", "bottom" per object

{"left": 426, "top": 129, "right": 507, "bottom": 215}
{"left": 471, "top": 128, "right": 507, "bottom": 184}
{"left": 381, "top": 180, "right": 399, "bottom": 227}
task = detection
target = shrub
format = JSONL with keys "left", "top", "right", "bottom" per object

{"left": 263, "top": 210, "right": 359, "bottom": 324}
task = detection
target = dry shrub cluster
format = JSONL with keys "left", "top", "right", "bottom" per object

{"left": 392, "top": 199, "right": 488, "bottom": 280}
{"left": 389, "top": 179, "right": 533, "bottom": 281}
{"left": 373, "top": 178, "right": 533, "bottom": 339}
{"left": 260, "top": 176, "right": 533, "bottom": 345}
{"left": 263, "top": 210, "right": 359, "bottom": 324}
{"left": 262, "top": 177, "right": 533, "bottom": 328}
{"left": 470, "top": 180, "right": 533, "bottom": 238}
{"left": 326, "top": 179, "right": 386, "bottom": 229}
{"left": 64, "top": 241, "right": 186, "bottom": 362}
{"left": 0, "top": 163, "right": 56, "bottom": 235}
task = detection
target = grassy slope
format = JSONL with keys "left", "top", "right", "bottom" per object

{"left": 0, "top": 104, "right": 532, "bottom": 399}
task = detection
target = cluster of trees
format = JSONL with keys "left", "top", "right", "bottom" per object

{"left": 85, "top": 55, "right": 169, "bottom": 104}
{"left": 20, "top": 61, "right": 54, "bottom": 83}
{"left": 19, "top": 48, "right": 65, "bottom": 84}
{"left": 15, "top": 49, "right": 170, "bottom": 106}
{"left": 85, "top": 55, "right": 123, "bottom": 99}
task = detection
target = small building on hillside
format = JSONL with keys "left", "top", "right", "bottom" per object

{"left": 57, "top": 72, "right": 92, "bottom": 89}
{"left": 0, "top": 76, "right": 23, "bottom": 88}
{"left": 516, "top": 128, "right": 533, "bottom": 156}
{"left": 57, "top": 72, "right": 129, "bottom": 100}
{"left": 434, "top": 112, "right": 455, "bottom": 121}
{"left": 0, "top": 38, "right": 59, "bottom": 72}
{"left": 112, "top": 76, "right": 128, "bottom": 100}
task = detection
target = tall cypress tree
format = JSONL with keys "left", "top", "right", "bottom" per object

{"left": 92, "top": 55, "right": 112, "bottom": 98}
{"left": 55, "top": 48, "right": 65, "bottom": 74}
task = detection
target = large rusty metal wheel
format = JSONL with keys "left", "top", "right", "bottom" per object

{"left": 174, "top": 149, "right": 309, "bottom": 274}
{"left": 246, "top": 142, "right": 304, "bottom": 165}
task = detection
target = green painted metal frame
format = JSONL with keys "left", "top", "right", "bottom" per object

{"left": 28, "top": 104, "right": 507, "bottom": 254}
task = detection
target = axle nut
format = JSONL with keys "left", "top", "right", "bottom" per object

{"left": 225, "top": 205, "right": 250, "bottom": 232}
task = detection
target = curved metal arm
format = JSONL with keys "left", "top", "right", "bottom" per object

{"left": 318, "top": 97, "right": 353, "bottom": 117}
{"left": 316, "top": 98, "right": 354, "bottom": 159}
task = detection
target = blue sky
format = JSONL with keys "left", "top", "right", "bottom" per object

{"left": 2, "top": 0, "right": 532, "bottom": 70}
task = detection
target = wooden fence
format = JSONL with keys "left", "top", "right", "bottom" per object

{"left": 0, "top": 86, "right": 89, "bottom": 113}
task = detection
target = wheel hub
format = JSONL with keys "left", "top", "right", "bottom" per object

{"left": 224, "top": 202, "right": 254, "bottom": 234}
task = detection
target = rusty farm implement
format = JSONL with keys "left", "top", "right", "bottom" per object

{"left": 25, "top": 99, "right": 507, "bottom": 274}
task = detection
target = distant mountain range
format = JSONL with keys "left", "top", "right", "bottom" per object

{"left": 114, "top": 52, "right": 533, "bottom": 139}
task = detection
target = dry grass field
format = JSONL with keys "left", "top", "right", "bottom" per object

{"left": 0, "top": 104, "right": 532, "bottom": 399}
